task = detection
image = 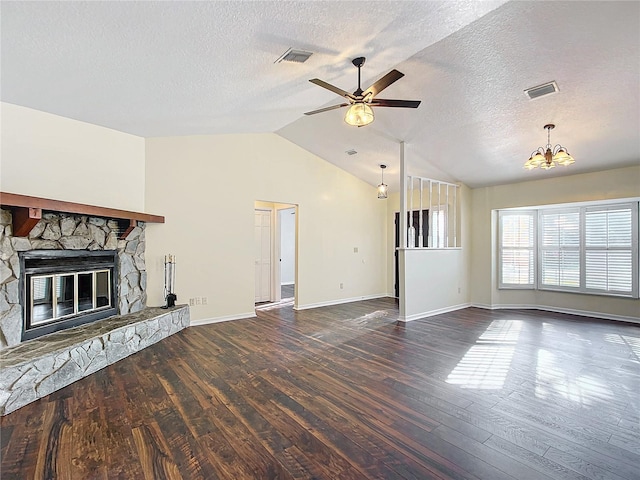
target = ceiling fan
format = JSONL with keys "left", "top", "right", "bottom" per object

{"left": 305, "top": 57, "right": 421, "bottom": 127}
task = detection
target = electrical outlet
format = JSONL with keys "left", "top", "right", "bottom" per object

{"left": 353, "top": 247, "right": 358, "bottom": 253}
{"left": 340, "top": 283, "right": 344, "bottom": 289}
{"left": 202, "top": 297, "right": 208, "bottom": 305}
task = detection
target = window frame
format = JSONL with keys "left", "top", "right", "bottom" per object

{"left": 497, "top": 201, "right": 639, "bottom": 298}
{"left": 498, "top": 210, "right": 537, "bottom": 289}
{"left": 581, "top": 202, "right": 638, "bottom": 297}
{"left": 537, "top": 207, "right": 582, "bottom": 293}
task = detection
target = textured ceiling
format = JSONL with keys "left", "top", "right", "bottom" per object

{"left": 2, "top": 1, "right": 639, "bottom": 189}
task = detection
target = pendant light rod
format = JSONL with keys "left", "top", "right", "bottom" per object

{"left": 544, "top": 123, "right": 554, "bottom": 146}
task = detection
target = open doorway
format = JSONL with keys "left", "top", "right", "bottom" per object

{"left": 279, "top": 207, "right": 296, "bottom": 300}
{"left": 254, "top": 201, "right": 297, "bottom": 309}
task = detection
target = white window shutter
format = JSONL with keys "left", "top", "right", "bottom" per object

{"left": 540, "top": 209, "right": 580, "bottom": 289}
{"left": 499, "top": 211, "right": 535, "bottom": 288}
{"left": 584, "top": 205, "right": 635, "bottom": 294}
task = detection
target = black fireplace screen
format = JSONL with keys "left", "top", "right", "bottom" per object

{"left": 20, "top": 250, "right": 118, "bottom": 341}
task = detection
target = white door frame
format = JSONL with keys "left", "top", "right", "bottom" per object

{"left": 273, "top": 207, "right": 281, "bottom": 303}
{"left": 276, "top": 206, "right": 296, "bottom": 301}
{"left": 255, "top": 202, "right": 298, "bottom": 306}
{"left": 254, "top": 208, "right": 273, "bottom": 303}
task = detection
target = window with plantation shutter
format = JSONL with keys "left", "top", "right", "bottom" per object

{"left": 539, "top": 209, "right": 580, "bottom": 290}
{"left": 584, "top": 204, "right": 637, "bottom": 295}
{"left": 499, "top": 211, "right": 535, "bottom": 287}
{"left": 498, "top": 201, "right": 638, "bottom": 298}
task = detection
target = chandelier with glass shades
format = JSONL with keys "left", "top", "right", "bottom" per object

{"left": 524, "top": 124, "right": 575, "bottom": 170}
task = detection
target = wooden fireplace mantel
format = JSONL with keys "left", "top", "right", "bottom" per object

{"left": 0, "top": 192, "right": 165, "bottom": 239}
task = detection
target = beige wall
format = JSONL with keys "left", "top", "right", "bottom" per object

{"left": 470, "top": 165, "right": 640, "bottom": 320}
{"left": 144, "top": 133, "right": 388, "bottom": 323}
{"left": 1, "top": 103, "right": 145, "bottom": 211}
{"left": 3, "top": 103, "right": 636, "bottom": 323}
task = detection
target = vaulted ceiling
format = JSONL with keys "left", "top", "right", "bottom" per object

{"left": 2, "top": 1, "right": 639, "bottom": 190}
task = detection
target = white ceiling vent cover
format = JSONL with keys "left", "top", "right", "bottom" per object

{"left": 524, "top": 81, "right": 559, "bottom": 100}
{"left": 275, "top": 48, "right": 313, "bottom": 64}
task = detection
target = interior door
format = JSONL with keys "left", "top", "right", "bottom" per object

{"left": 254, "top": 210, "right": 272, "bottom": 303}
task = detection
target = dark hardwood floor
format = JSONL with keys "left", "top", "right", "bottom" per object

{"left": 1, "top": 298, "right": 639, "bottom": 479}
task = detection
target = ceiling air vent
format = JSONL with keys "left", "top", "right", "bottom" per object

{"left": 345, "top": 149, "right": 358, "bottom": 156}
{"left": 275, "top": 48, "right": 313, "bottom": 64}
{"left": 524, "top": 81, "right": 559, "bottom": 100}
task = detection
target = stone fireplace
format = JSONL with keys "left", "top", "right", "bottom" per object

{"left": 0, "top": 196, "right": 191, "bottom": 416}
{"left": 0, "top": 208, "right": 147, "bottom": 349}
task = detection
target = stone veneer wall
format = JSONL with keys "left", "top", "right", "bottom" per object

{"left": 0, "top": 208, "right": 146, "bottom": 349}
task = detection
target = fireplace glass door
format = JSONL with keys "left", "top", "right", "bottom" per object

{"left": 31, "top": 276, "right": 54, "bottom": 325}
{"left": 30, "top": 270, "right": 112, "bottom": 325}
{"left": 21, "top": 250, "right": 118, "bottom": 341}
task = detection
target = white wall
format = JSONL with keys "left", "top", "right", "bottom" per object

{"left": 0, "top": 103, "right": 145, "bottom": 211}
{"left": 399, "top": 248, "right": 468, "bottom": 321}
{"left": 470, "top": 165, "right": 640, "bottom": 321}
{"left": 279, "top": 207, "right": 295, "bottom": 285}
{"left": 144, "top": 133, "right": 387, "bottom": 323}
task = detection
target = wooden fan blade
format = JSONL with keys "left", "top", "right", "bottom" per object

{"left": 304, "top": 103, "right": 349, "bottom": 115}
{"left": 309, "top": 79, "right": 356, "bottom": 100}
{"left": 362, "top": 70, "right": 404, "bottom": 98}
{"left": 370, "top": 99, "right": 421, "bottom": 108}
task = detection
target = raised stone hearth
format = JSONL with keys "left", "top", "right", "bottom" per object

{"left": 0, "top": 305, "right": 189, "bottom": 415}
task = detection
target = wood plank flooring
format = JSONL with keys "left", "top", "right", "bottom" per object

{"left": 1, "top": 298, "right": 639, "bottom": 479}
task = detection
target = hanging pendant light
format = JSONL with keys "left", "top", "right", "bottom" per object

{"left": 377, "top": 164, "right": 388, "bottom": 199}
{"left": 524, "top": 124, "right": 575, "bottom": 170}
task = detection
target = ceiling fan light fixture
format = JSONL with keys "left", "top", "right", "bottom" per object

{"left": 345, "top": 102, "right": 374, "bottom": 127}
{"left": 305, "top": 57, "right": 420, "bottom": 121}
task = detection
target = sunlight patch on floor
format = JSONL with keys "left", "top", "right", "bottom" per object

{"left": 255, "top": 299, "right": 294, "bottom": 311}
{"left": 604, "top": 333, "right": 640, "bottom": 361}
{"left": 446, "top": 320, "right": 522, "bottom": 389}
{"left": 534, "top": 349, "right": 614, "bottom": 405}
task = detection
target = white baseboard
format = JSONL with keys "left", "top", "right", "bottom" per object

{"left": 399, "top": 303, "right": 471, "bottom": 323}
{"left": 190, "top": 311, "right": 256, "bottom": 326}
{"left": 294, "top": 293, "right": 389, "bottom": 311}
{"left": 471, "top": 303, "right": 640, "bottom": 324}
{"left": 190, "top": 302, "right": 638, "bottom": 327}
